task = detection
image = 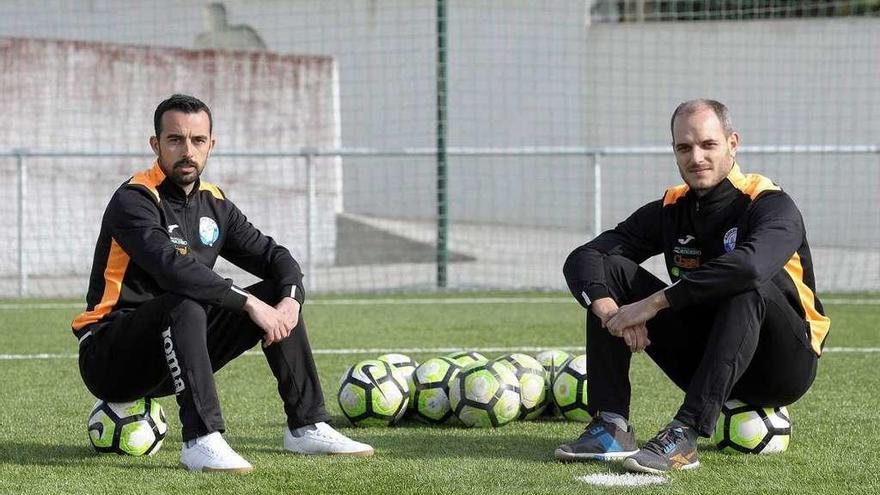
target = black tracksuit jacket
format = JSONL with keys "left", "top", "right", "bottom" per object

{"left": 565, "top": 164, "right": 830, "bottom": 355}
{"left": 72, "top": 162, "right": 304, "bottom": 337}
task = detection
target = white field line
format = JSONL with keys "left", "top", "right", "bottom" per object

{"left": 2, "top": 345, "right": 878, "bottom": 361}
{"left": 576, "top": 473, "right": 669, "bottom": 487}
{"left": 0, "top": 297, "right": 878, "bottom": 311}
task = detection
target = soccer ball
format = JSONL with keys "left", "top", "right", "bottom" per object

{"left": 535, "top": 349, "right": 573, "bottom": 379}
{"left": 338, "top": 359, "right": 409, "bottom": 426}
{"left": 377, "top": 353, "right": 419, "bottom": 393}
{"left": 444, "top": 350, "right": 488, "bottom": 367}
{"left": 535, "top": 349, "right": 573, "bottom": 416}
{"left": 449, "top": 360, "right": 520, "bottom": 427}
{"left": 410, "top": 357, "right": 462, "bottom": 424}
{"left": 552, "top": 354, "right": 590, "bottom": 422}
{"left": 711, "top": 400, "right": 791, "bottom": 454}
{"left": 87, "top": 398, "right": 167, "bottom": 456}
{"left": 497, "top": 353, "right": 548, "bottom": 420}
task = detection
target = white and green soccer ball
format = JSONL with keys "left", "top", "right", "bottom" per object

{"left": 338, "top": 359, "right": 409, "bottom": 426}
{"left": 410, "top": 357, "right": 462, "bottom": 424}
{"left": 450, "top": 360, "right": 520, "bottom": 427}
{"left": 88, "top": 398, "right": 167, "bottom": 456}
{"left": 497, "top": 353, "right": 548, "bottom": 420}
{"left": 712, "top": 400, "right": 791, "bottom": 454}
{"left": 377, "top": 353, "right": 419, "bottom": 393}
{"left": 444, "top": 350, "right": 488, "bottom": 368}
{"left": 552, "top": 354, "right": 590, "bottom": 422}
{"left": 535, "top": 349, "right": 573, "bottom": 416}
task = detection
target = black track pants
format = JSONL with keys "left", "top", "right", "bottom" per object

{"left": 78, "top": 280, "right": 330, "bottom": 441}
{"left": 565, "top": 255, "right": 818, "bottom": 436}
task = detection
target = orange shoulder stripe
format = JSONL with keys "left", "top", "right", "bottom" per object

{"left": 727, "top": 164, "right": 781, "bottom": 200}
{"left": 129, "top": 162, "right": 166, "bottom": 203}
{"left": 199, "top": 181, "right": 225, "bottom": 200}
{"left": 663, "top": 184, "right": 689, "bottom": 206}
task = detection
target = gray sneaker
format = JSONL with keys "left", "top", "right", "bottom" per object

{"left": 622, "top": 426, "right": 699, "bottom": 473}
{"left": 554, "top": 416, "right": 638, "bottom": 462}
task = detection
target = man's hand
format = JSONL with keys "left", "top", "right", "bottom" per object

{"left": 275, "top": 297, "right": 301, "bottom": 332}
{"left": 244, "top": 295, "right": 291, "bottom": 346}
{"left": 590, "top": 297, "right": 620, "bottom": 333}
{"left": 622, "top": 324, "right": 651, "bottom": 353}
{"left": 605, "top": 289, "right": 670, "bottom": 337}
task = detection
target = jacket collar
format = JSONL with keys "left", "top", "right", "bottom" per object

{"left": 690, "top": 162, "right": 742, "bottom": 212}
{"left": 152, "top": 161, "right": 200, "bottom": 202}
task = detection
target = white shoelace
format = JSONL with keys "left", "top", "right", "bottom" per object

{"left": 194, "top": 432, "right": 240, "bottom": 459}
{"left": 312, "top": 422, "right": 348, "bottom": 441}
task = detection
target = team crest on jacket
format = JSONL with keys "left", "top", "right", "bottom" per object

{"left": 199, "top": 217, "right": 220, "bottom": 247}
{"left": 723, "top": 228, "right": 738, "bottom": 253}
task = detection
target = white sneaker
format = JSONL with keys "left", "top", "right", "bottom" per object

{"left": 180, "top": 431, "right": 254, "bottom": 473}
{"left": 284, "top": 422, "right": 374, "bottom": 456}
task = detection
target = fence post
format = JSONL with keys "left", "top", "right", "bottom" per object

{"left": 592, "top": 152, "right": 602, "bottom": 239}
{"left": 435, "top": 0, "right": 449, "bottom": 289}
{"left": 305, "top": 153, "right": 317, "bottom": 294}
{"left": 15, "top": 149, "right": 28, "bottom": 298}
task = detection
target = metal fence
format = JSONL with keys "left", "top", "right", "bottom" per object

{"left": 2, "top": 144, "right": 877, "bottom": 297}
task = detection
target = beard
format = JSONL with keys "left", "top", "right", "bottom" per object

{"left": 164, "top": 158, "right": 203, "bottom": 186}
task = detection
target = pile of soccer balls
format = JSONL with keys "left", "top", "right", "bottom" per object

{"left": 337, "top": 349, "right": 590, "bottom": 428}
{"left": 82, "top": 350, "right": 792, "bottom": 457}
{"left": 337, "top": 349, "right": 793, "bottom": 455}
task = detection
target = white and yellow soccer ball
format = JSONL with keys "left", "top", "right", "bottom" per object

{"left": 535, "top": 349, "right": 573, "bottom": 416}
{"left": 712, "top": 399, "right": 791, "bottom": 454}
{"left": 88, "top": 398, "right": 167, "bottom": 456}
{"left": 497, "top": 353, "right": 548, "bottom": 420}
{"left": 410, "top": 357, "right": 462, "bottom": 424}
{"left": 552, "top": 354, "right": 590, "bottom": 422}
{"left": 338, "top": 359, "right": 409, "bottom": 426}
{"left": 444, "top": 350, "right": 488, "bottom": 368}
{"left": 449, "top": 360, "right": 520, "bottom": 428}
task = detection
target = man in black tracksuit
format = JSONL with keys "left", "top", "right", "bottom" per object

{"left": 72, "top": 94, "right": 372, "bottom": 473}
{"left": 555, "top": 100, "right": 829, "bottom": 473}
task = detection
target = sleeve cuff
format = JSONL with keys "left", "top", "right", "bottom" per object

{"left": 221, "top": 284, "right": 249, "bottom": 311}
{"left": 663, "top": 281, "right": 690, "bottom": 309}
{"left": 583, "top": 285, "right": 612, "bottom": 307}
{"left": 281, "top": 283, "right": 305, "bottom": 305}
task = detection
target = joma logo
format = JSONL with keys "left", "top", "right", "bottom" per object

{"left": 162, "top": 327, "right": 185, "bottom": 394}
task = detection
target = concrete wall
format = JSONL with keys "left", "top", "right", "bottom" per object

{"left": 0, "top": 37, "right": 340, "bottom": 296}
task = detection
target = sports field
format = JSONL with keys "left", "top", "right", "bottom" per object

{"left": 1, "top": 292, "right": 878, "bottom": 494}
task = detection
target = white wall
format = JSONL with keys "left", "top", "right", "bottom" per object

{"left": 0, "top": 37, "right": 340, "bottom": 296}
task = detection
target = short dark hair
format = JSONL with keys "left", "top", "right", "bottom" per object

{"left": 670, "top": 99, "right": 734, "bottom": 142}
{"left": 153, "top": 94, "right": 213, "bottom": 137}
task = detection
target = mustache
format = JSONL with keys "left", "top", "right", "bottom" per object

{"left": 174, "top": 159, "right": 198, "bottom": 168}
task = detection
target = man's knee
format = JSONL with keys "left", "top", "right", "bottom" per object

{"left": 563, "top": 251, "right": 635, "bottom": 307}
{"left": 602, "top": 255, "right": 640, "bottom": 284}
{"left": 715, "top": 289, "right": 766, "bottom": 323}
{"left": 244, "top": 280, "right": 287, "bottom": 305}
{"left": 598, "top": 255, "right": 647, "bottom": 303}
{"left": 166, "top": 296, "right": 208, "bottom": 329}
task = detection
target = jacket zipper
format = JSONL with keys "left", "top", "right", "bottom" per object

{"left": 179, "top": 194, "right": 190, "bottom": 243}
